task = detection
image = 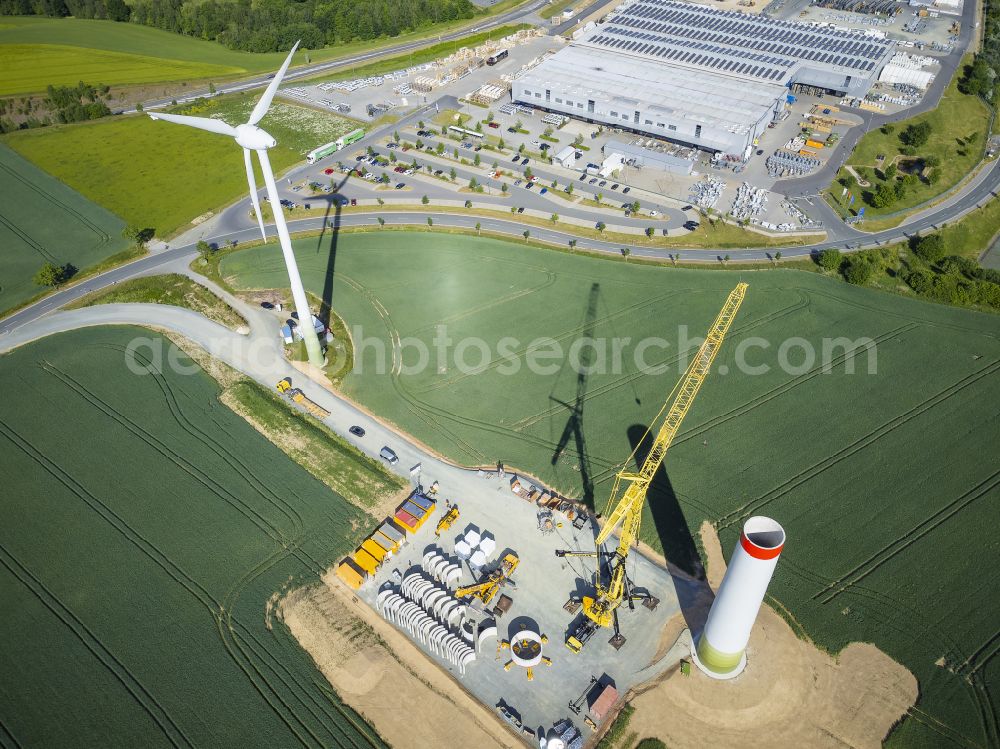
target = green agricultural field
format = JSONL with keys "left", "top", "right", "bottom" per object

{"left": 0, "top": 143, "right": 128, "bottom": 314}
{"left": 0, "top": 325, "right": 386, "bottom": 748}
{"left": 2, "top": 111, "right": 301, "bottom": 236}
{"left": 221, "top": 231, "right": 1000, "bottom": 749}
{"left": 0, "top": 44, "right": 244, "bottom": 96}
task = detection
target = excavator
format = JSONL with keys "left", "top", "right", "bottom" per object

{"left": 455, "top": 552, "right": 519, "bottom": 607}
{"left": 558, "top": 283, "right": 748, "bottom": 652}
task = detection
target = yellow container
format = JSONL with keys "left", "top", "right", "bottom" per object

{"left": 336, "top": 558, "right": 366, "bottom": 589}
{"left": 353, "top": 549, "right": 380, "bottom": 576}
{"left": 805, "top": 139, "right": 825, "bottom": 149}
{"left": 361, "top": 539, "right": 388, "bottom": 563}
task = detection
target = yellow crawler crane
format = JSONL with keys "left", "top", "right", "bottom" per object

{"left": 559, "top": 283, "right": 748, "bottom": 652}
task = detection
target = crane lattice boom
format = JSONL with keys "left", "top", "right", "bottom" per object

{"left": 582, "top": 283, "right": 748, "bottom": 629}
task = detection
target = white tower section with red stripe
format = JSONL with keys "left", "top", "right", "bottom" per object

{"left": 692, "top": 516, "right": 785, "bottom": 679}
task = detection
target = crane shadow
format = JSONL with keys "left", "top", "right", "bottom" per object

{"left": 626, "top": 423, "right": 711, "bottom": 635}
{"left": 549, "top": 282, "right": 600, "bottom": 507}
{"left": 625, "top": 423, "right": 701, "bottom": 577}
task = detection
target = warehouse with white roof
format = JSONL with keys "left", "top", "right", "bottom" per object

{"left": 515, "top": 0, "right": 895, "bottom": 156}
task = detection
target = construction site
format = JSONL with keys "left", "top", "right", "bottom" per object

{"left": 328, "top": 285, "right": 758, "bottom": 743}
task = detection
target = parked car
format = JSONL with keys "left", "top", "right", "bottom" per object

{"left": 323, "top": 168, "right": 335, "bottom": 175}
{"left": 622, "top": 186, "right": 631, "bottom": 194}
{"left": 649, "top": 210, "right": 659, "bottom": 217}
{"left": 395, "top": 182, "right": 405, "bottom": 189}
{"left": 488, "top": 122, "right": 500, "bottom": 129}
{"left": 517, "top": 206, "right": 525, "bottom": 213}
{"left": 539, "top": 143, "right": 550, "bottom": 151}
{"left": 599, "top": 180, "right": 607, "bottom": 187}
{"left": 610, "top": 183, "right": 619, "bottom": 190}
{"left": 756, "top": 149, "right": 764, "bottom": 156}
{"left": 520, "top": 157, "right": 529, "bottom": 165}
{"left": 539, "top": 187, "right": 548, "bottom": 194}
{"left": 474, "top": 145, "right": 482, "bottom": 151}
{"left": 682, "top": 204, "right": 693, "bottom": 211}
{"left": 513, "top": 179, "right": 523, "bottom": 186}
{"left": 351, "top": 198, "right": 357, "bottom": 206}
{"left": 512, "top": 154, "right": 521, "bottom": 162}
{"left": 379, "top": 446, "right": 399, "bottom": 465}
{"left": 525, "top": 182, "right": 534, "bottom": 189}
{"left": 349, "top": 425, "right": 365, "bottom": 437}
{"left": 588, "top": 178, "right": 598, "bottom": 184}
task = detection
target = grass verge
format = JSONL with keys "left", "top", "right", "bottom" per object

{"left": 221, "top": 378, "right": 404, "bottom": 510}
{"left": 826, "top": 55, "right": 990, "bottom": 221}
{"left": 67, "top": 273, "right": 246, "bottom": 329}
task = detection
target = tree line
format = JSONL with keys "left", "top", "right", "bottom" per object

{"left": 0, "top": 0, "right": 477, "bottom": 53}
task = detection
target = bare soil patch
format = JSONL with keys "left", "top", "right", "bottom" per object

{"left": 628, "top": 525, "right": 917, "bottom": 749}
{"left": 281, "top": 575, "right": 519, "bottom": 749}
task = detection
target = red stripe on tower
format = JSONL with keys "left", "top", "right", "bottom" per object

{"left": 740, "top": 532, "right": 783, "bottom": 560}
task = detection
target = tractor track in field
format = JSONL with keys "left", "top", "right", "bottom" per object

{"left": 0, "top": 159, "right": 113, "bottom": 247}
{"left": 0, "top": 212, "right": 58, "bottom": 264}
{"left": 39, "top": 361, "right": 297, "bottom": 546}
{"left": 778, "top": 556, "right": 996, "bottom": 748}
{"left": 32, "top": 358, "right": 375, "bottom": 744}
{"left": 716, "top": 352, "right": 998, "bottom": 530}
{"left": 0, "top": 541, "right": 193, "bottom": 749}
{"left": 675, "top": 321, "right": 916, "bottom": 474}
{"left": 959, "top": 631, "right": 1000, "bottom": 678}
{"left": 804, "top": 285, "right": 1000, "bottom": 342}
{"left": 509, "top": 289, "right": 810, "bottom": 435}
{"left": 417, "top": 288, "right": 691, "bottom": 396}
{"left": 814, "top": 465, "right": 1000, "bottom": 605}
{"left": 714, "top": 324, "right": 959, "bottom": 528}
{"left": 340, "top": 274, "right": 491, "bottom": 463}
{"left": 400, "top": 268, "right": 558, "bottom": 338}
{"left": 0, "top": 419, "right": 218, "bottom": 608}
{"left": 0, "top": 716, "right": 21, "bottom": 749}
{"left": 74, "top": 346, "right": 374, "bottom": 744}
{"left": 95, "top": 342, "right": 311, "bottom": 545}
{"left": 217, "top": 533, "right": 352, "bottom": 749}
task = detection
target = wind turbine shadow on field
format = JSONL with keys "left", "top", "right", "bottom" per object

{"left": 316, "top": 169, "right": 352, "bottom": 327}
{"left": 549, "top": 282, "right": 600, "bottom": 507}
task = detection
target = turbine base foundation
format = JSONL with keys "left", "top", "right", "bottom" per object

{"left": 690, "top": 637, "right": 747, "bottom": 680}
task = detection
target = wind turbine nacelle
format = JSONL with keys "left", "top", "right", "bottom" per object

{"left": 236, "top": 124, "right": 276, "bottom": 151}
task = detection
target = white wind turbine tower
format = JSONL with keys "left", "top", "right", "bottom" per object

{"left": 148, "top": 42, "right": 325, "bottom": 367}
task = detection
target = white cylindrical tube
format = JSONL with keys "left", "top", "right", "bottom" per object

{"left": 693, "top": 516, "right": 785, "bottom": 679}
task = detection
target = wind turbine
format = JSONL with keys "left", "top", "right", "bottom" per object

{"left": 148, "top": 42, "right": 325, "bottom": 367}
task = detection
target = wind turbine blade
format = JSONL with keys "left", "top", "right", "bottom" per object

{"left": 248, "top": 41, "right": 299, "bottom": 126}
{"left": 244, "top": 148, "right": 267, "bottom": 241}
{"left": 147, "top": 111, "right": 237, "bottom": 136}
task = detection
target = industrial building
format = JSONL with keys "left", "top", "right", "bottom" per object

{"left": 515, "top": 0, "right": 895, "bottom": 156}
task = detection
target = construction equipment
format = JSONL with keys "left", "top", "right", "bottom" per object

{"left": 456, "top": 552, "right": 519, "bottom": 606}
{"left": 435, "top": 505, "right": 460, "bottom": 537}
{"left": 557, "top": 284, "right": 748, "bottom": 651}
{"left": 276, "top": 377, "right": 331, "bottom": 419}
{"left": 569, "top": 676, "right": 598, "bottom": 714}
